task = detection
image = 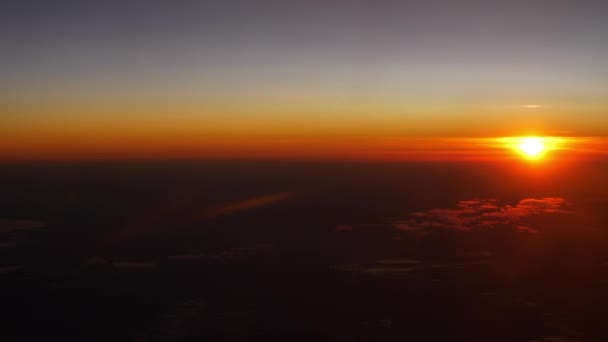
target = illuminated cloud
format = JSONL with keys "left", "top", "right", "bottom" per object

{"left": 393, "top": 197, "right": 572, "bottom": 233}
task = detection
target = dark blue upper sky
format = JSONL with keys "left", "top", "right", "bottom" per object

{"left": 3, "top": 0, "right": 608, "bottom": 137}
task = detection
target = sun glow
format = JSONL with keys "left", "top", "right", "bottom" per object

{"left": 499, "top": 136, "right": 566, "bottom": 161}
{"left": 518, "top": 137, "right": 545, "bottom": 158}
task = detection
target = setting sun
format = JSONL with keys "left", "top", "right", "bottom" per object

{"left": 499, "top": 136, "right": 568, "bottom": 161}
{"left": 518, "top": 137, "right": 546, "bottom": 158}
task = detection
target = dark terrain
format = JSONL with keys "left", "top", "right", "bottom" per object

{"left": 2, "top": 160, "right": 608, "bottom": 341}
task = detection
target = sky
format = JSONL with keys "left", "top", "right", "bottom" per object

{"left": 2, "top": 0, "right": 608, "bottom": 160}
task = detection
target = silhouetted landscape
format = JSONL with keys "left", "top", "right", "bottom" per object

{"left": 3, "top": 160, "right": 608, "bottom": 341}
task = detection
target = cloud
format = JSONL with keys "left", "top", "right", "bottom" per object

{"left": 192, "top": 192, "right": 295, "bottom": 221}
{"left": 529, "top": 337, "right": 579, "bottom": 342}
{"left": 0, "top": 219, "right": 46, "bottom": 247}
{"left": 168, "top": 253, "right": 205, "bottom": 261}
{"left": 168, "top": 243, "right": 274, "bottom": 263}
{"left": 0, "top": 266, "right": 24, "bottom": 274}
{"left": 335, "top": 225, "right": 354, "bottom": 232}
{"left": 393, "top": 197, "right": 572, "bottom": 233}
{"left": 361, "top": 319, "right": 392, "bottom": 329}
{"left": 0, "top": 219, "right": 46, "bottom": 233}
{"left": 112, "top": 262, "right": 157, "bottom": 271}
{"left": 112, "top": 192, "right": 296, "bottom": 242}
{"left": 376, "top": 258, "right": 420, "bottom": 265}
{"left": 331, "top": 263, "right": 417, "bottom": 276}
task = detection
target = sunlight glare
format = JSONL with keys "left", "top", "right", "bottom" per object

{"left": 499, "top": 136, "right": 567, "bottom": 161}
{"left": 518, "top": 137, "right": 545, "bottom": 158}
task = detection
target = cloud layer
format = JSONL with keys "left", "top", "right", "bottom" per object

{"left": 393, "top": 197, "right": 572, "bottom": 233}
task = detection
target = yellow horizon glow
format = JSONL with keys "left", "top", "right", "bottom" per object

{"left": 0, "top": 123, "right": 601, "bottom": 162}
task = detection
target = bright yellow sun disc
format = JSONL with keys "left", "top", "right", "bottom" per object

{"left": 518, "top": 138, "right": 545, "bottom": 158}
